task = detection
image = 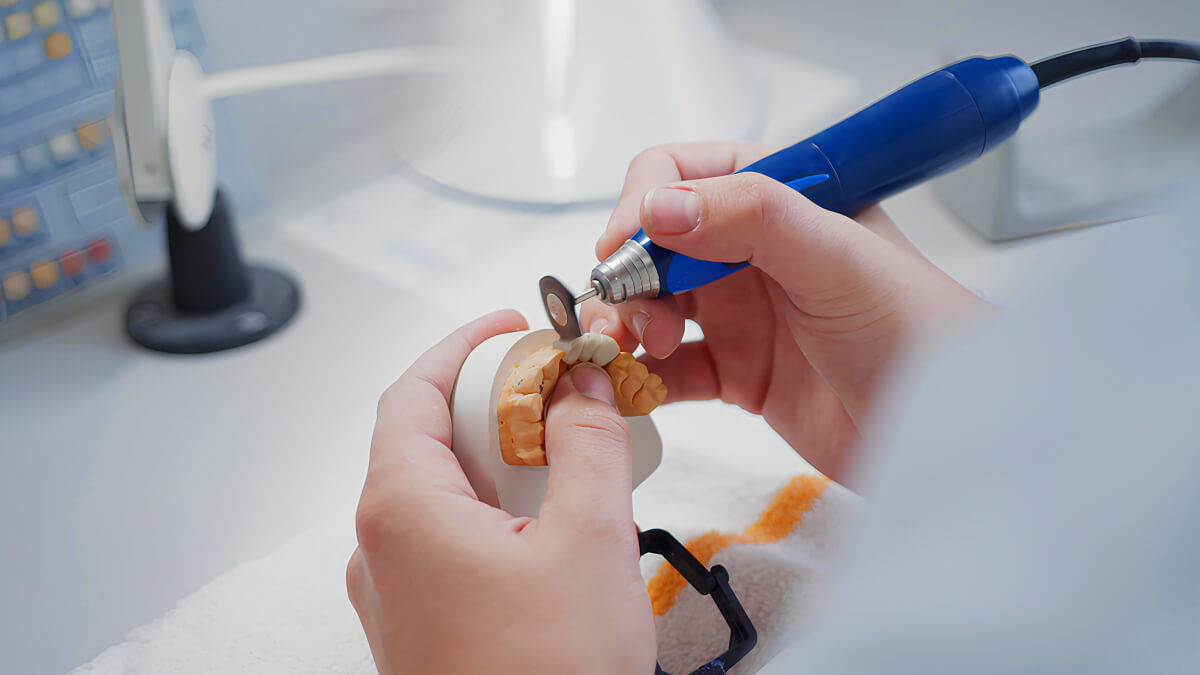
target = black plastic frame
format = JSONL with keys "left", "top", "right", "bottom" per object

{"left": 639, "top": 528, "right": 757, "bottom": 674}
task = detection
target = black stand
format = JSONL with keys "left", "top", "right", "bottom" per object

{"left": 639, "top": 529, "right": 757, "bottom": 674}
{"left": 126, "top": 189, "right": 300, "bottom": 354}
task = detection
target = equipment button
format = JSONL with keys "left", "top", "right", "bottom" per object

{"left": 30, "top": 259, "right": 59, "bottom": 289}
{"left": 20, "top": 143, "right": 54, "bottom": 174}
{"left": 44, "top": 31, "right": 71, "bottom": 59}
{"left": 60, "top": 249, "right": 86, "bottom": 277}
{"left": 86, "top": 237, "right": 112, "bottom": 264}
{"left": 34, "top": 2, "right": 61, "bottom": 29}
{"left": 66, "top": 0, "right": 95, "bottom": 18}
{"left": 11, "top": 207, "right": 38, "bottom": 237}
{"left": 49, "top": 130, "right": 80, "bottom": 162}
{"left": 6, "top": 13, "right": 32, "bottom": 41}
{"left": 76, "top": 120, "right": 107, "bottom": 150}
{"left": 3, "top": 270, "right": 31, "bottom": 301}
{"left": 0, "top": 154, "right": 20, "bottom": 185}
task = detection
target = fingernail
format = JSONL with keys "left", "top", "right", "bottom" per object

{"left": 643, "top": 186, "right": 699, "bottom": 235}
{"left": 631, "top": 311, "right": 651, "bottom": 341}
{"left": 589, "top": 316, "right": 609, "bottom": 335}
{"left": 570, "top": 364, "right": 615, "bottom": 405}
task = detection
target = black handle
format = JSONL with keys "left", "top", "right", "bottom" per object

{"left": 639, "top": 529, "right": 757, "bottom": 674}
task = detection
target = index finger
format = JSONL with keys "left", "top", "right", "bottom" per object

{"left": 597, "top": 141, "right": 775, "bottom": 259}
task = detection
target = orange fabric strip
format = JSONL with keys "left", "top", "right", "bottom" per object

{"left": 646, "top": 473, "right": 830, "bottom": 616}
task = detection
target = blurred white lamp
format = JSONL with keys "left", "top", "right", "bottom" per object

{"left": 392, "top": 0, "right": 767, "bottom": 205}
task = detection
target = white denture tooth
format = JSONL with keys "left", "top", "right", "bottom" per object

{"left": 592, "top": 338, "right": 619, "bottom": 366}
{"left": 554, "top": 338, "right": 580, "bottom": 363}
{"left": 555, "top": 333, "right": 620, "bottom": 366}
{"left": 567, "top": 340, "right": 584, "bottom": 363}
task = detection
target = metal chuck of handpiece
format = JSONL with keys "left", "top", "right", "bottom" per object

{"left": 589, "top": 239, "right": 661, "bottom": 305}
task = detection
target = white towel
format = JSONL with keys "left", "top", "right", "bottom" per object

{"left": 634, "top": 405, "right": 863, "bottom": 673}
{"left": 71, "top": 401, "right": 860, "bottom": 674}
{"left": 69, "top": 512, "right": 375, "bottom": 675}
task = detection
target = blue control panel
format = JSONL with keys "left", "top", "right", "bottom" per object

{"left": 0, "top": 0, "right": 203, "bottom": 324}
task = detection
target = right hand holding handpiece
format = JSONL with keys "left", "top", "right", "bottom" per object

{"left": 582, "top": 142, "right": 987, "bottom": 479}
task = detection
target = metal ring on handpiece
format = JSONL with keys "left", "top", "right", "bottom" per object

{"left": 590, "top": 239, "right": 660, "bottom": 304}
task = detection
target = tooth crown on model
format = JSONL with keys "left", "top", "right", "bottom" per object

{"left": 497, "top": 333, "right": 667, "bottom": 466}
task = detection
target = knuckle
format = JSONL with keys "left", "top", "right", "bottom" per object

{"left": 375, "top": 380, "right": 403, "bottom": 417}
{"left": 726, "top": 174, "right": 810, "bottom": 265}
{"left": 628, "top": 141, "right": 676, "bottom": 165}
{"left": 345, "top": 551, "right": 364, "bottom": 602}
{"left": 570, "top": 408, "right": 631, "bottom": 447}
{"left": 629, "top": 145, "right": 666, "bottom": 172}
{"left": 738, "top": 173, "right": 788, "bottom": 226}
{"left": 630, "top": 147, "right": 657, "bottom": 165}
{"left": 738, "top": 171, "right": 773, "bottom": 193}
{"left": 699, "top": 173, "right": 772, "bottom": 229}
{"left": 354, "top": 493, "right": 393, "bottom": 554}
{"left": 590, "top": 513, "right": 635, "bottom": 546}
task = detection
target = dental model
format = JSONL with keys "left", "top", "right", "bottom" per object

{"left": 497, "top": 333, "right": 667, "bottom": 466}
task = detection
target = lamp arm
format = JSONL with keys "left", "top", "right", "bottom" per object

{"left": 112, "top": 0, "right": 465, "bottom": 231}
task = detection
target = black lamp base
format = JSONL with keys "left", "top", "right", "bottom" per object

{"left": 125, "top": 188, "right": 300, "bottom": 354}
{"left": 126, "top": 265, "right": 300, "bottom": 354}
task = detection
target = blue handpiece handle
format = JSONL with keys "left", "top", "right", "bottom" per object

{"left": 637, "top": 55, "right": 1041, "bottom": 297}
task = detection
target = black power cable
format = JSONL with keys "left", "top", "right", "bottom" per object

{"left": 1031, "top": 36, "right": 1200, "bottom": 88}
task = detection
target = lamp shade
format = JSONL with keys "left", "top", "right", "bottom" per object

{"left": 392, "top": 0, "right": 765, "bottom": 204}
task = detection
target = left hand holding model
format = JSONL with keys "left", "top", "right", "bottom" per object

{"left": 347, "top": 310, "right": 656, "bottom": 674}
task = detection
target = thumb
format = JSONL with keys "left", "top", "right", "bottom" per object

{"left": 639, "top": 173, "right": 892, "bottom": 307}
{"left": 539, "top": 363, "right": 634, "bottom": 539}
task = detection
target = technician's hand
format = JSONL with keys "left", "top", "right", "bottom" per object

{"left": 582, "top": 142, "right": 987, "bottom": 479}
{"left": 347, "top": 310, "right": 655, "bottom": 675}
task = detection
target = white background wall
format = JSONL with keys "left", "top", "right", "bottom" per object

{"left": 195, "top": 0, "right": 1200, "bottom": 220}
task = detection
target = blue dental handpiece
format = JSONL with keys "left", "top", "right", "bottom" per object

{"left": 587, "top": 55, "right": 1040, "bottom": 304}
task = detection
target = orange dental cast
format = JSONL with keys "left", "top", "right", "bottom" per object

{"left": 497, "top": 334, "right": 667, "bottom": 466}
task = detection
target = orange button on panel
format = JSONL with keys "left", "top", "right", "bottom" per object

{"left": 60, "top": 249, "right": 87, "bottom": 277}
{"left": 12, "top": 207, "right": 38, "bottom": 237}
{"left": 76, "top": 120, "right": 108, "bottom": 151}
{"left": 30, "top": 259, "right": 59, "bottom": 290}
{"left": 45, "top": 32, "right": 72, "bottom": 60}
{"left": 3, "top": 270, "right": 32, "bottom": 302}
{"left": 86, "top": 237, "right": 112, "bottom": 264}
{"left": 0, "top": 219, "right": 10, "bottom": 247}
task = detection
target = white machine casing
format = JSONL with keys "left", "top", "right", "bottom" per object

{"left": 932, "top": 37, "right": 1200, "bottom": 242}
{"left": 450, "top": 329, "right": 662, "bottom": 518}
{"left": 112, "top": 0, "right": 217, "bottom": 230}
